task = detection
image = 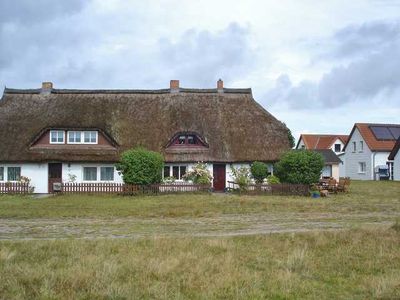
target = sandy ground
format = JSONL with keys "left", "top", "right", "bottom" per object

{"left": 1, "top": 211, "right": 399, "bottom": 240}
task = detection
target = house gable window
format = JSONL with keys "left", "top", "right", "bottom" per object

{"left": 359, "top": 141, "right": 364, "bottom": 152}
{"left": 334, "top": 144, "right": 341, "bottom": 152}
{"left": 50, "top": 130, "right": 65, "bottom": 144}
{"left": 8, "top": 167, "right": 21, "bottom": 181}
{"left": 0, "top": 167, "right": 4, "bottom": 181}
{"left": 100, "top": 167, "right": 114, "bottom": 181}
{"left": 352, "top": 142, "right": 356, "bottom": 152}
{"left": 358, "top": 162, "right": 366, "bottom": 174}
{"left": 83, "top": 167, "right": 97, "bottom": 181}
{"left": 68, "top": 131, "right": 98, "bottom": 144}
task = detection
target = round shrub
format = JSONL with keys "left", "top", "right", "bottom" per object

{"left": 266, "top": 175, "right": 280, "bottom": 184}
{"left": 116, "top": 147, "right": 164, "bottom": 185}
{"left": 274, "top": 150, "right": 324, "bottom": 184}
{"left": 250, "top": 161, "right": 269, "bottom": 183}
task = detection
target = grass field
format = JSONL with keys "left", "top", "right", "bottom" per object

{"left": 0, "top": 181, "right": 399, "bottom": 299}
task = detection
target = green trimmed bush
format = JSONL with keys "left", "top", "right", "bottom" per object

{"left": 250, "top": 161, "right": 268, "bottom": 184}
{"left": 274, "top": 150, "right": 324, "bottom": 184}
{"left": 116, "top": 148, "right": 164, "bottom": 185}
{"left": 266, "top": 175, "right": 280, "bottom": 184}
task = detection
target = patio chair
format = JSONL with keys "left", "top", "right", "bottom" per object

{"left": 327, "top": 178, "right": 337, "bottom": 194}
{"left": 336, "top": 177, "right": 346, "bottom": 192}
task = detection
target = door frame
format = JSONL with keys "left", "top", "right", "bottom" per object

{"left": 48, "top": 163, "right": 62, "bottom": 193}
{"left": 212, "top": 164, "right": 226, "bottom": 192}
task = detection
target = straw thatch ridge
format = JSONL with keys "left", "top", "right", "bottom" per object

{"left": 0, "top": 86, "right": 291, "bottom": 163}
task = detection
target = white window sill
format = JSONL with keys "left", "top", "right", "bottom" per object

{"left": 358, "top": 172, "right": 366, "bottom": 174}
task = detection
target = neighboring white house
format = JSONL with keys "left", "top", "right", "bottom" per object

{"left": 0, "top": 80, "right": 290, "bottom": 193}
{"left": 342, "top": 123, "right": 400, "bottom": 180}
{"left": 388, "top": 138, "right": 400, "bottom": 181}
{"left": 296, "top": 134, "right": 349, "bottom": 154}
{"left": 296, "top": 134, "right": 348, "bottom": 178}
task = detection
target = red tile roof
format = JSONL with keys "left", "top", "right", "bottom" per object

{"left": 345, "top": 123, "right": 400, "bottom": 152}
{"left": 298, "top": 134, "right": 349, "bottom": 150}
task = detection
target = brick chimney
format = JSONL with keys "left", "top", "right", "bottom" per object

{"left": 41, "top": 82, "right": 53, "bottom": 94}
{"left": 217, "top": 79, "right": 224, "bottom": 92}
{"left": 170, "top": 80, "right": 179, "bottom": 93}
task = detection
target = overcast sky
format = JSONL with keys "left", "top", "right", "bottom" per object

{"left": 1, "top": 0, "right": 399, "bottom": 141}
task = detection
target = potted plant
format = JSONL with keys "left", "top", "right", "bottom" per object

{"left": 310, "top": 189, "right": 320, "bottom": 198}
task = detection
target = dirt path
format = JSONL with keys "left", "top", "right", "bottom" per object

{"left": 1, "top": 211, "right": 399, "bottom": 240}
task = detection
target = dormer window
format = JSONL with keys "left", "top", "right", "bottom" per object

{"left": 67, "top": 131, "right": 98, "bottom": 144}
{"left": 165, "top": 132, "right": 208, "bottom": 150}
{"left": 50, "top": 130, "right": 65, "bottom": 144}
{"left": 174, "top": 134, "right": 199, "bottom": 146}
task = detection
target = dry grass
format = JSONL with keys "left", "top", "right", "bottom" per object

{"left": 0, "top": 229, "right": 399, "bottom": 299}
{"left": 0, "top": 181, "right": 399, "bottom": 298}
{"left": 0, "top": 180, "right": 399, "bottom": 219}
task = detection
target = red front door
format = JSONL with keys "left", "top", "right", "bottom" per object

{"left": 48, "top": 163, "right": 62, "bottom": 193}
{"left": 213, "top": 164, "right": 226, "bottom": 192}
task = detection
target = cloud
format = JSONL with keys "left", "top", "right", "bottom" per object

{"left": 265, "top": 19, "right": 400, "bottom": 109}
{"left": 158, "top": 22, "right": 255, "bottom": 86}
{"left": 0, "top": 0, "right": 85, "bottom": 25}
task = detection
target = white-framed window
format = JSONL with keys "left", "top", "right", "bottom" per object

{"left": 67, "top": 131, "right": 98, "bottom": 144}
{"left": 334, "top": 144, "right": 341, "bottom": 152}
{"left": 352, "top": 142, "right": 356, "bottom": 152}
{"left": 50, "top": 130, "right": 65, "bottom": 144}
{"left": 163, "top": 165, "right": 187, "bottom": 180}
{"left": 100, "top": 167, "right": 114, "bottom": 181}
{"left": 358, "top": 162, "right": 366, "bottom": 174}
{"left": 83, "top": 167, "right": 97, "bottom": 181}
{"left": 359, "top": 141, "right": 364, "bottom": 152}
{"left": 84, "top": 131, "right": 98, "bottom": 144}
{"left": 68, "top": 131, "right": 82, "bottom": 143}
{"left": 7, "top": 167, "right": 21, "bottom": 181}
{"left": 0, "top": 167, "right": 4, "bottom": 181}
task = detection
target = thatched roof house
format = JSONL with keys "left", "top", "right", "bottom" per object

{"left": 0, "top": 80, "right": 291, "bottom": 192}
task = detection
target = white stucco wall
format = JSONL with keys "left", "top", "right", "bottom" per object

{"left": 393, "top": 152, "right": 400, "bottom": 181}
{"left": 62, "top": 163, "right": 123, "bottom": 183}
{"left": 330, "top": 138, "right": 345, "bottom": 154}
{"left": 344, "top": 128, "right": 373, "bottom": 180}
{"left": 164, "top": 162, "right": 273, "bottom": 189}
{"left": 344, "top": 128, "right": 392, "bottom": 180}
{"left": 0, "top": 163, "right": 48, "bottom": 193}
{"left": 338, "top": 153, "right": 345, "bottom": 177}
{"left": 296, "top": 138, "right": 306, "bottom": 149}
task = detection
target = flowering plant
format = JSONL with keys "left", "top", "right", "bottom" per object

{"left": 182, "top": 162, "right": 212, "bottom": 185}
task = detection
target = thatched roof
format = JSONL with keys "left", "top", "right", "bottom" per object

{"left": 0, "top": 84, "right": 291, "bottom": 163}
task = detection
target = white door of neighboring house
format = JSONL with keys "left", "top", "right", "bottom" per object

{"left": 322, "top": 165, "right": 332, "bottom": 178}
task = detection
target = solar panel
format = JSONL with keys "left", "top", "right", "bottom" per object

{"left": 388, "top": 127, "right": 400, "bottom": 140}
{"left": 370, "top": 126, "right": 395, "bottom": 140}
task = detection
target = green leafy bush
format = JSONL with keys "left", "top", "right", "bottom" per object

{"left": 250, "top": 161, "right": 268, "bottom": 183}
{"left": 231, "top": 165, "right": 251, "bottom": 191}
{"left": 116, "top": 148, "right": 164, "bottom": 185}
{"left": 183, "top": 163, "right": 212, "bottom": 185}
{"left": 266, "top": 175, "right": 280, "bottom": 184}
{"left": 274, "top": 150, "right": 324, "bottom": 184}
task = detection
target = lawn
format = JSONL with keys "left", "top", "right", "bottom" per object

{"left": 0, "top": 180, "right": 399, "bottom": 299}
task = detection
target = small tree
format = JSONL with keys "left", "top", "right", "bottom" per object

{"left": 250, "top": 161, "right": 269, "bottom": 184}
{"left": 274, "top": 150, "right": 324, "bottom": 184}
{"left": 283, "top": 122, "right": 296, "bottom": 148}
{"left": 116, "top": 147, "right": 164, "bottom": 185}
